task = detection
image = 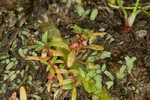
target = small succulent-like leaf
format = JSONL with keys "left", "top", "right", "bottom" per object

{"left": 79, "top": 68, "right": 86, "bottom": 78}
{"left": 20, "top": 86, "right": 27, "bottom": 100}
{"left": 94, "top": 75, "right": 102, "bottom": 89}
{"left": 18, "top": 48, "right": 25, "bottom": 57}
{"left": 106, "top": 81, "right": 114, "bottom": 89}
{"left": 116, "top": 65, "right": 126, "bottom": 79}
{"left": 90, "top": 9, "right": 98, "bottom": 21}
{"left": 88, "top": 44, "right": 104, "bottom": 51}
{"left": 67, "top": 51, "right": 76, "bottom": 68}
{"left": 125, "top": 56, "right": 136, "bottom": 73}
{"left": 72, "top": 87, "right": 77, "bottom": 100}
{"left": 100, "top": 51, "right": 111, "bottom": 59}
{"left": 77, "top": 5, "right": 85, "bottom": 16}
{"left": 104, "top": 71, "right": 114, "bottom": 80}
{"left": 6, "top": 62, "right": 15, "bottom": 70}
{"left": 101, "top": 64, "right": 106, "bottom": 72}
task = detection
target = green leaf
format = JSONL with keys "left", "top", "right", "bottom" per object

{"left": 6, "top": 62, "right": 15, "bottom": 70}
{"left": 116, "top": 65, "right": 126, "bottom": 79}
{"left": 83, "top": 79, "right": 96, "bottom": 93}
{"left": 79, "top": 68, "right": 86, "bottom": 78}
{"left": 42, "top": 31, "right": 48, "bottom": 43}
{"left": 125, "top": 56, "right": 136, "bottom": 73}
{"left": 77, "top": 5, "right": 85, "bottom": 16}
{"left": 90, "top": 9, "right": 98, "bottom": 21}
{"left": 62, "top": 83, "right": 73, "bottom": 90}
{"left": 100, "top": 51, "right": 111, "bottom": 59}
{"left": 92, "top": 95, "right": 100, "bottom": 100}
{"left": 87, "top": 56, "right": 95, "bottom": 62}
{"left": 71, "top": 25, "right": 82, "bottom": 34}
{"left": 63, "top": 79, "right": 74, "bottom": 85}
{"left": 87, "top": 69, "right": 96, "bottom": 78}
{"left": 9, "top": 73, "right": 17, "bottom": 81}
{"left": 104, "top": 71, "right": 114, "bottom": 80}
{"left": 106, "top": 81, "right": 114, "bottom": 89}
{"left": 94, "top": 75, "right": 102, "bottom": 89}
{"left": 101, "top": 64, "right": 106, "bottom": 72}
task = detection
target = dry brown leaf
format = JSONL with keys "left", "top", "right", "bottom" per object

{"left": 67, "top": 50, "right": 76, "bottom": 68}
{"left": 88, "top": 32, "right": 104, "bottom": 37}
{"left": 88, "top": 44, "right": 104, "bottom": 51}
{"left": 41, "top": 48, "right": 48, "bottom": 58}
{"left": 9, "top": 92, "right": 19, "bottom": 100}
{"left": 20, "top": 86, "right": 27, "bottom": 100}
{"left": 72, "top": 87, "right": 77, "bottom": 100}
{"left": 47, "top": 80, "right": 51, "bottom": 92}
{"left": 24, "top": 56, "right": 40, "bottom": 61}
{"left": 88, "top": 62, "right": 94, "bottom": 69}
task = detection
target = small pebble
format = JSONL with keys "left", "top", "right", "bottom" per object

{"left": 136, "top": 30, "right": 147, "bottom": 38}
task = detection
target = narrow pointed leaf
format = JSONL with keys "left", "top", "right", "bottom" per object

{"left": 67, "top": 51, "right": 76, "bottom": 67}
{"left": 72, "top": 87, "right": 77, "bottom": 100}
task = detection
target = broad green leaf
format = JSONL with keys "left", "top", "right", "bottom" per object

{"left": 18, "top": 48, "right": 26, "bottom": 57}
{"left": 94, "top": 75, "right": 102, "bottom": 89}
{"left": 83, "top": 79, "right": 96, "bottom": 93}
{"left": 88, "top": 44, "right": 104, "bottom": 51}
{"left": 90, "top": 9, "right": 98, "bottom": 21}
{"left": 9, "top": 74, "right": 17, "bottom": 81}
{"left": 62, "top": 83, "right": 73, "bottom": 90}
{"left": 100, "top": 51, "right": 111, "bottom": 59}
{"left": 104, "top": 71, "right": 114, "bottom": 80}
{"left": 67, "top": 51, "right": 76, "bottom": 68}
{"left": 77, "top": 5, "right": 85, "bottom": 16}
{"left": 6, "top": 62, "right": 15, "bottom": 70}
{"left": 20, "top": 86, "right": 27, "bottom": 100}
{"left": 106, "top": 81, "right": 114, "bottom": 89}
{"left": 87, "top": 56, "right": 95, "bottom": 62}
{"left": 125, "top": 56, "right": 136, "bottom": 73}
{"left": 72, "top": 87, "right": 77, "bottom": 100}
{"left": 87, "top": 69, "right": 96, "bottom": 78}
{"left": 63, "top": 79, "right": 74, "bottom": 85}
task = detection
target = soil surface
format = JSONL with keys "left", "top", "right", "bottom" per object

{"left": 0, "top": 0, "right": 150, "bottom": 100}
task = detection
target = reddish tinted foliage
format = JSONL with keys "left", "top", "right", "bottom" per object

{"left": 70, "top": 42, "right": 79, "bottom": 49}
{"left": 81, "top": 40, "right": 87, "bottom": 48}
{"left": 47, "top": 73, "right": 53, "bottom": 80}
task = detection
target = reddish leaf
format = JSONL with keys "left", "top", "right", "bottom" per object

{"left": 70, "top": 42, "right": 79, "bottom": 49}
{"left": 47, "top": 73, "right": 53, "bottom": 80}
